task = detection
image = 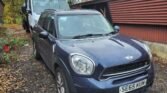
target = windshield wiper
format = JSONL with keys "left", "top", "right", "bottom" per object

{"left": 73, "top": 34, "right": 104, "bottom": 39}
{"left": 105, "top": 31, "right": 117, "bottom": 36}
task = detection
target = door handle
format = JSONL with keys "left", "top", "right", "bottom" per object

{"left": 52, "top": 44, "right": 56, "bottom": 53}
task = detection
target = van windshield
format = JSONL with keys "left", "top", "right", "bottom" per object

{"left": 32, "top": 0, "right": 69, "bottom": 14}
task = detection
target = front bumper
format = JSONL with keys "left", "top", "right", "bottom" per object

{"left": 71, "top": 64, "right": 154, "bottom": 93}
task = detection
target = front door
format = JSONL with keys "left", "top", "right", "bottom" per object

{"left": 40, "top": 14, "right": 57, "bottom": 69}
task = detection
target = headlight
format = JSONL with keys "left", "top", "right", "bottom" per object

{"left": 131, "top": 39, "right": 152, "bottom": 60}
{"left": 144, "top": 44, "right": 152, "bottom": 60}
{"left": 70, "top": 54, "right": 95, "bottom": 75}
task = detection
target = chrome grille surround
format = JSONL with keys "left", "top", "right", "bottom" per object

{"left": 99, "top": 62, "right": 150, "bottom": 80}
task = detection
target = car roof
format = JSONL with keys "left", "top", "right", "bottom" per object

{"left": 45, "top": 9, "right": 101, "bottom": 15}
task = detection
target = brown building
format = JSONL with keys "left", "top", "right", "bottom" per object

{"left": 72, "top": 0, "right": 167, "bottom": 44}
{"left": 0, "top": 0, "right": 4, "bottom": 24}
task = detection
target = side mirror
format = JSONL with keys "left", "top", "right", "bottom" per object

{"left": 39, "top": 31, "right": 49, "bottom": 39}
{"left": 114, "top": 25, "right": 120, "bottom": 33}
{"left": 27, "top": 10, "right": 32, "bottom": 14}
{"left": 21, "top": 6, "right": 26, "bottom": 14}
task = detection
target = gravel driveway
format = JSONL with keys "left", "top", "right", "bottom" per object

{"left": 0, "top": 31, "right": 167, "bottom": 93}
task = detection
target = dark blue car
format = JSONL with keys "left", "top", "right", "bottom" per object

{"left": 32, "top": 9, "right": 154, "bottom": 93}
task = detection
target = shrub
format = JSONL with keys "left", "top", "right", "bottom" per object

{"left": 0, "top": 29, "right": 28, "bottom": 64}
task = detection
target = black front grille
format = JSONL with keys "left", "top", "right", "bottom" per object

{"left": 100, "top": 61, "right": 149, "bottom": 79}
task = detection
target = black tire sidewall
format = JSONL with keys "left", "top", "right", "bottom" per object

{"left": 55, "top": 67, "right": 70, "bottom": 93}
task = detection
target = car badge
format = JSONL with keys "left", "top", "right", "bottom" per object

{"left": 125, "top": 56, "right": 134, "bottom": 60}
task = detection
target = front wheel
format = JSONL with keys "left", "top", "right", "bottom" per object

{"left": 55, "top": 67, "right": 70, "bottom": 93}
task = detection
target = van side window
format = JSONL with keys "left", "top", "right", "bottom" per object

{"left": 26, "top": 0, "right": 29, "bottom": 10}
{"left": 29, "top": 0, "right": 31, "bottom": 10}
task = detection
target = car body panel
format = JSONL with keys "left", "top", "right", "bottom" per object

{"left": 32, "top": 10, "right": 154, "bottom": 93}
{"left": 57, "top": 35, "right": 148, "bottom": 69}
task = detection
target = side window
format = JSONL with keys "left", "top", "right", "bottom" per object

{"left": 26, "top": 0, "right": 31, "bottom": 10}
{"left": 48, "top": 18, "right": 56, "bottom": 35}
{"left": 29, "top": 0, "right": 31, "bottom": 10}
{"left": 26, "top": 0, "right": 29, "bottom": 10}
{"left": 38, "top": 13, "right": 47, "bottom": 27}
{"left": 43, "top": 16, "right": 50, "bottom": 30}
{"left": 41, "top": 14, "right": 56, "bottom": 35}
{"left": 44, "top": 14, "right": 56, "bottom": 35}
{"left": 25, "top": 0, "right": 27, "bottom": 8}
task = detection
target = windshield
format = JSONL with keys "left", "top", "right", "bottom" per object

{"left": 58, "top": 14, "right": 115, "bottom": 39}
{"left": 32, "top": 0, "right": 69, "bottom": 14}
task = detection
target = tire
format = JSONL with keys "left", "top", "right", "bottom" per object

{"left": 22, "top": 20, "right": 26, "bottom": 30}
{"left": 25, "top": 15, "right": 30, "bottom": 33}
{"left": 55, "top": 67, "right": 70, "bottom": 93}
{"left": 33, "top": 42, "right": 41, "bottom": 60}
{"left": 25, "top": 27, "right": 30, "bottom": 33}
{"left": 22, "top": 19, "right": 30, "bottom": 33}
{"left": 25, "top": 23, "right": 30, "bottom": 33}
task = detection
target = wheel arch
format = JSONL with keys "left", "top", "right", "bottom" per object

{"left": 53, "top": 58, "right": 77, "bottom": 93}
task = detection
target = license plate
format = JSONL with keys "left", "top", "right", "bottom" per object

{"left": 119, "top": 79, "right": 147, "bottom": 93}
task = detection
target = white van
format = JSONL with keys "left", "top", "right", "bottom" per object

{"left": 21, "top": 0, "right": 70, "bottom": 33}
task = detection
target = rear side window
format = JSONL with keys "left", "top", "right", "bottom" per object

{"left": 43, "top": 16, "right": 50, "bottom": 30}
{"left": 46, "top": 15, "right": 56, "bottom": 35}
{"left": 38, "top": 13, "right": 56, "bottom": 35}
{"left": 48, "top": 18, "right": 56, "bottom": 35}
{"left": 38, "top": 13, "right": 47, "bottom": 27}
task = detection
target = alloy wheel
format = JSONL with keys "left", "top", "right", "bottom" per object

{"left": 56, "top": 72, "right": 65, "bottom": 93}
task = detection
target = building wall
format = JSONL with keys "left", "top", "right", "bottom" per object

{"left": 119, "top": 24, "right": 167, "bottom": 43}
{"left": 109, "top": 0, "right": 167, "bottom": 25}
{"left": 108, "top": 0, "right": 167, "bottom": 43}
